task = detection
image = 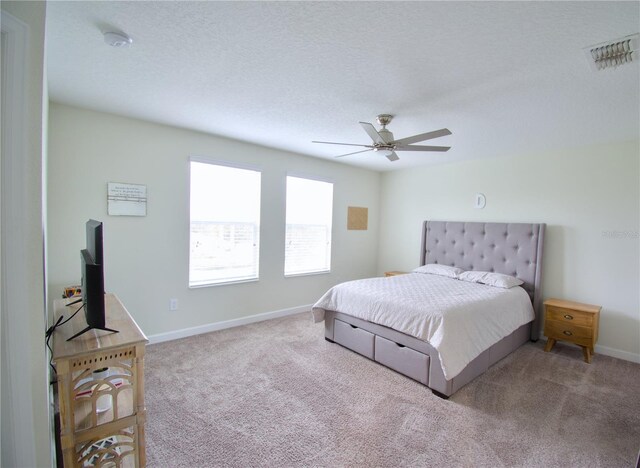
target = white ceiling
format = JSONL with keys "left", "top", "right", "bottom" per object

{"left": 46, "top": 1, "right": 639, "bottom": 172}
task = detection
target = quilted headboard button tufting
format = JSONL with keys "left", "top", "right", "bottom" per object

{"left": 422, "top": 220, "right": 545, "bottom": 342}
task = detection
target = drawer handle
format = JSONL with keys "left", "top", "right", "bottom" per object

{"left": 563, "top": 330, "right": 573, "bottom": 336}
{"left": 349, "top": 324, "right": 358, "bottom": 329}
{"left": 563, "top": 314, "right": 573, "bottom": 320}
{"left": 396, "top": 343, "right": 406, "bottom": 348}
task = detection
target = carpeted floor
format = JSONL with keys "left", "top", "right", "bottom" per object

{"left": 145, "top": 313, "right": 640, "bottom": 467}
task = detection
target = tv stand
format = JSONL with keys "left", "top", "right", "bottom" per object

{"left": 66, "top": 324, "right": 119, "bottom": 342}
{"left": 52, "top": 293, "right": 148, "bottom": 467}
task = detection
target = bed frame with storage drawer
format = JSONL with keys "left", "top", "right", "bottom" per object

{"left": 319, "top": 220, "right": 545, "bottom": 398}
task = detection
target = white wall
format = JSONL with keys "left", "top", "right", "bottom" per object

{"left": 378, "top": 140, "right": 640, "bottom": 361}
{"left": 47, "top": 103, "right": 380, "bottom": 337}
{"left": 0, "top": 2, "right": 51, "bottom": 467}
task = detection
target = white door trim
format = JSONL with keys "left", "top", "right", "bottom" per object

{"left": 1, "top": 11, "right": 38, "bottom": 468}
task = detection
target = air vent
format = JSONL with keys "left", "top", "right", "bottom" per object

{"left": 584, "top": 34, "right": 639, "bottom": 71}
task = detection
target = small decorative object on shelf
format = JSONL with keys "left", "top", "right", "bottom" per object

{"left": 384, "top": 271, "right": 408, "bottom": 277}
{"left": 543, "top": 298, "right": 601, "bottom": 363}
{"left": 63, "top": 285, "right": 82, "bottom": 298}
{"left": 52, "top": 293, "right": 148, "bottom": 467}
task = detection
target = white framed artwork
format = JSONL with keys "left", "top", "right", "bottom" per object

{"left": 108, "top": 182, "right": 147, "bottom": 216}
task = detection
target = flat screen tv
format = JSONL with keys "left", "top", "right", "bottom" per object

{"left": 67, "top": 219, "right": 118, "bottom": 341}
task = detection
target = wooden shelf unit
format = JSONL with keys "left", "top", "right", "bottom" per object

{"left": 52, "top": 293, "right": 148, "bottom": 467}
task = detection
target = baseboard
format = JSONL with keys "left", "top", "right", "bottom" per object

{"left": 594, "top": 344, "right": 640, "bottom": 364}
{"left": 541, "top": 337, "right": 640, "bottom": 364}
{"left": 148, "top": 304, "right": 313, "bottom": 345}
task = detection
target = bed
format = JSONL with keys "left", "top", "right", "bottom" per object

{"left": 313, "top": 220, "right": 545, "bottom": 398}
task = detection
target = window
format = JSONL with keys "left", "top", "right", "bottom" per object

{"left": 285, "top": 176, "right": 333, "bottom": 276}
{"left": 189, "top": 160, "right": 261, "bottom": 286}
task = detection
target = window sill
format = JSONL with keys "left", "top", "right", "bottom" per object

{"left": 189, "top": 278, "right": 259, "bottom": 288}
{"left": 284, "top": 270, "right": 331, "bottom": 279}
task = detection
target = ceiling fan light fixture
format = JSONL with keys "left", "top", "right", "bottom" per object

{"left": 311, "top": 114, "right": 452, "bottom": 163}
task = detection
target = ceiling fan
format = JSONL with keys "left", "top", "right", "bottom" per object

{"left": 312, "top": 114, "right": 451, "bottom": 162}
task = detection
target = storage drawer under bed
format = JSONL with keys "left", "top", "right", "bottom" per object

{"left": 333, "top": 319, "right": 375, "bottom": 359}
{"left": 374, "top": 335, "right": 430, "bottom": 385}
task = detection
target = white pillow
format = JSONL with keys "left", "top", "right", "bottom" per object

{"left": 412, "top": 264, "right": 464, "bottom": 279}
{"left": 458, "top": 271, "right": 523, "bottom": 289}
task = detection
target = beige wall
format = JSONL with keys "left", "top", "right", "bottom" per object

{"left": 48, "top": 102, "right": 639, "bottom": 362}
{"left": 378, "top": 140, "right": 640, "bottom": 361}
{"left": 0, "top": 1, "right": 51, "bottom": 467}
{"left": 47, "top": 103, "right": 380, "bottom": 337}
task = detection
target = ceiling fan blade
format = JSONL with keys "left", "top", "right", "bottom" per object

{"left": 386, "top": 151, "right": 400, "bottom": 162}
{"left": 359, "top": 122, "right": 386, "bottom": 144}
{"left": 335, "top": 148, "right": 373, "bottom": 158}
{"left": 395, "top": 145, "right": 451, "bottom": 152}
{"left": 312, "top": 140, "right": 372, "bottom": 147}
{"left": 393, "top": 128, "right": 452, "bottom": 146}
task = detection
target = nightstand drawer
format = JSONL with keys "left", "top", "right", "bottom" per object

{"left": 545, "top": 306, "right": 593, "bottom": 327}
{"left": 544, "top": 320, "right": 594, "bottom": 347}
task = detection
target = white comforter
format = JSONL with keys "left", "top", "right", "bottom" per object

{"left": 312, "top": 273, "right": 534, "bottom": 380}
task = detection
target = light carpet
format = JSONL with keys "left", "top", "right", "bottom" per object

{"left": 145, "top": 313, "right": 640, "bottom": 467}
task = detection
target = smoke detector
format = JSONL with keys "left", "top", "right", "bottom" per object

{"left": 103, "top": 31, "right": 133, "bottom": 48}
{"left": 584, "top": 34, "right": 638, "bottom": 71}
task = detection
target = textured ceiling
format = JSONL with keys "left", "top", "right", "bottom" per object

{"left": 46, "top": 1, "right": 639, "bottom": 172}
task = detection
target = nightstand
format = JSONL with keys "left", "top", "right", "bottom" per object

{"left": 384, "top": 271, "right": 408, "bottom": 277}
{"left": 543, "top": 298, "right": 601, "bottom": 363}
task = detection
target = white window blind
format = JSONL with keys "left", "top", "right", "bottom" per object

{"left": 189, "top": 161, "right": 261, "bottom": 286}
{"left": 285, "top": 176, "right": 333, "bottom": 276}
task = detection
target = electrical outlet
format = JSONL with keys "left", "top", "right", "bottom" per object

{"left": 169, "top": 298, "right": 178, "bottom": 311}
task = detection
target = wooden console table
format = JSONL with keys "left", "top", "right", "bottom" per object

{"left": 52, "top": 293, "right": 148, "bottom": 467}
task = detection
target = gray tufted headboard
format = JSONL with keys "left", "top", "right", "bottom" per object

{"left": 420, "top": 221, "right": 545, "bottom": 340}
